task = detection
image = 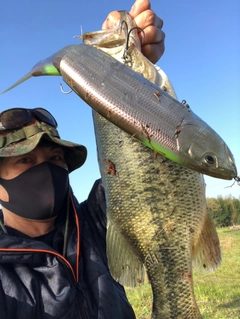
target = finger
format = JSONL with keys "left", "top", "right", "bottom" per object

{"left": 141, "top": 26, "right": 165, "bottom": 46}
{"left": 141, "top": 42, "right": 165, "bottom": 64}
{"left": 141, "top": 26, "right": 165, "bottom": 63}
{"left": 134, "top": 10, "right": 163, "bottom": 30}
{"left": 129, "top": 0, "right": 151, "bottom": 18}
{"left": 102, "top": 11, "right": 121, "bottom": 29}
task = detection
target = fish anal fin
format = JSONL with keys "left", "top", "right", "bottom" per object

{"left": 192, "top": 209, "right": 221, "bottom": 273}
{"left": 107, "top": 221, "right": 145, "bottom": 287}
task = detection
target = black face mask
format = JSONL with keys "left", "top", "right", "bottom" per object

{"left": 0, "top": 162, "right": 69, "bottom": 220}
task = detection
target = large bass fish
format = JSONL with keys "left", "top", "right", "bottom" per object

{"left": 83, "top": 12, "right": 221, "bottom": 319}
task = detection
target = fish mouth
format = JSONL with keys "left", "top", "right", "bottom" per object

{"left": 82, "top": 10, "right": 140, "bottom": 58}
{"left": 82, "top": 23, "right": 126, "bottom": 56}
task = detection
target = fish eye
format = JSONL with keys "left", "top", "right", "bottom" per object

{"left": 204, "top": 154, "right": 216, "bottom": 165}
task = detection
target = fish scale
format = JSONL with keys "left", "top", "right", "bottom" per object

{"left": 88, "top": 12, "right": 221, "bottom": 318}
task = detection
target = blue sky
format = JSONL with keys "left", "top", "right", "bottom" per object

{"left": 0, "top": 0, "right": 239, "bottom": 201}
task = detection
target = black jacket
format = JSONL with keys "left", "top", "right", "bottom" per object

{"left": 0, "top": 179, "right": 135, "bottom": 319}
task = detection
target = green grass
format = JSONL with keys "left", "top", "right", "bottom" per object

{"left": 125, "top": 228, "right": 240, "bottom": 319}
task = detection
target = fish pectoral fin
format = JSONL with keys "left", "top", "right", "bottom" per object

{"left": 107, "top": 222, "right": 145, "bottom": 287}
{"left": 192, "top": 210, "right": 222, "bottom": 273}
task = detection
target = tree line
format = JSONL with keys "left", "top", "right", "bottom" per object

{"left": 207, "top": 196, "right": 240, "bottom": 227}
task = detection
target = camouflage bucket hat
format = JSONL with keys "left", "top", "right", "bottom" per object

{"left": 0, "top": 120, "right": 87, "bottom": 172}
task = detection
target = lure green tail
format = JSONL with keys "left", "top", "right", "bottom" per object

{"left": 0, "top": 51, "right": 62, "bottom": 95}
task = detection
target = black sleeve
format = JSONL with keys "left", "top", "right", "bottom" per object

{"left": 0, "top": 281, "right": 8, "bottom": 319}
{"left": 78, "top": 179, "right": 136, "bottom": 319}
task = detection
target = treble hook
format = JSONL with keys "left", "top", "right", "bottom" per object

{"left": 224, "top": 176, "right": 240, "bottom": 189}
{"left": 126, "top": 26, "right": 145, "bottom": 50}
{"left": 60, "top": 83, "right": 73, "bottom": 94}
{"left": 120, "top": 20, "right": 129, "bottom": 35}
{"left": 122, "top": 26, "right": 145, "bottom": 65}
{"left": 120, "top": 20, "right": 145, "bottom": 50}
{"left": 234, "top": 176, "right": 240, "bottom": 186}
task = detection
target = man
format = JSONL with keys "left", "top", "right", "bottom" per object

{"left": 0, "top": 1, "right": 165, "bottom": 318}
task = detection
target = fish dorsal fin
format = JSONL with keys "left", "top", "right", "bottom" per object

{"left": 107, "top": 220, "right": 145, "bottom": 287}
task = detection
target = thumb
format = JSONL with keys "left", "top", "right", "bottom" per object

{"left": 129, "top": 0, "right": 151, "bottom": 18}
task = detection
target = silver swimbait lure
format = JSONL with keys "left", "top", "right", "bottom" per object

{"left": 57, "top": 45, "right": 237, "bottom": 179}
{"left": 0, "top": 23, "right": 237, "bottom": 181}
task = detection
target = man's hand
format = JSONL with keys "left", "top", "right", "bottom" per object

{"left": 102, "top": 0, "right": 165, "bottom": 64}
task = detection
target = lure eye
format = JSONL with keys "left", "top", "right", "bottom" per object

{"left": 205, "top": 155, "right": 216, "bottom": 165}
